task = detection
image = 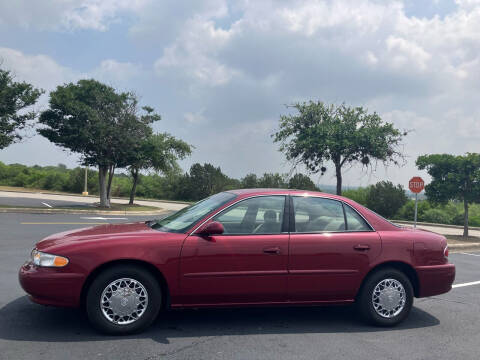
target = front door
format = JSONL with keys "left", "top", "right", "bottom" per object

{"left": 288, "top": 196, "right": 381, "bottom": 302}
{"left": 179, "top": 195, "right": 289, "bottom": 305}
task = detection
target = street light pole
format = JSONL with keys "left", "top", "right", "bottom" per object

{"left": 82, "top": 166, "right": 89, "bottom": 196}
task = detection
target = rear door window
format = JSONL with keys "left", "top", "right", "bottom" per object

{"left": 344, "top": 204, "right": 371, "bottom": 231}
{"left": 293, "top": 197, "right": 345, "bottom": 232}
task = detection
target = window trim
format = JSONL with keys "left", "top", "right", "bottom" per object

{"left": 290, "top": 195, "right": 375, "bottom": 234}
{"left": 189, "top": 194, "right": 290, "bottom": 236}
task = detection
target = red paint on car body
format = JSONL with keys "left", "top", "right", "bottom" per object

{"left": 19, "top": 189, "right": 455, "bottom": 309}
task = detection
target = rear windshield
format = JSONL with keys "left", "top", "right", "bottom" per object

{"left": 151, "top": 192, "right": 237, "bottom": 233}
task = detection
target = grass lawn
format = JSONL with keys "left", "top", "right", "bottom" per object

{"left": 445, "top": 234, "right": 480, "bottom": 243}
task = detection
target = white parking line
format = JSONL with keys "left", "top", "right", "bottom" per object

{"left": 41, "top": 202, "right": 52, "bottom": 208}
{"left": 453, "top": 280, "right": 480, "bottom": 288}
{"left": 459, "top": 252, "right": 480, "bottom": 257}
{"left": 81, "top": 217, "right": 128, "bottom": 220}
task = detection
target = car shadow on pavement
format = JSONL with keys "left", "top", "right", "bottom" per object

{"left": 0, "top": 296, "right": 440, "bottom": 344}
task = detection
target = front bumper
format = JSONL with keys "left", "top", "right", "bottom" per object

{"left": 18, "top": 262, "right": 85, "bottom": 307}
{"left": 415, "top": 263, "right": 456, "bottom": 297}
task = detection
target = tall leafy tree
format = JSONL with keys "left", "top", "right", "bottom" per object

{"left": 38, "top": 79, "right": 156, "bottom": 207}
{"left": 416, "top": 153, "right": 480, "bottom": 237}
{"left": 190, "top": 163, "right": 229, "bottom": 200}
{"left": 0, "top": 68, "right": 43, "bottom": 150}
{"left": 126, "top": 133, "right": 192, "bottom": 204}
{"left": 273, "top": 101, "right": 407, "bottom": 195}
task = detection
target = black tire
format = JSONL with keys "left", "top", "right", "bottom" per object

{"left": 357, "top": 268, "right": 413, "bottom": 327}
{"left": 86, "top": 265, "right": 162, "bottom": 335}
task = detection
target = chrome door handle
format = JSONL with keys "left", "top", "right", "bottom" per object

{"left": 263, "top": 247, "right": 281, "bottom": 255}
{"left": 353, "top": 244, "right": 370, "bottom": 251}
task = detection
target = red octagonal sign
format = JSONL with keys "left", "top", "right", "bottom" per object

{"left": 409, "top": 176, "right": 424, "bottom": 193}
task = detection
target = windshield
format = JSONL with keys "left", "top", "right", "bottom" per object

{"left": 151, "top": 192, "right": 237, "bottom": 233}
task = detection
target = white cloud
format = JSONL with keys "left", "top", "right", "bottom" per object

{"left": 91, "top": 59, "right": 143, "bottom": 83}
{"left": 386, "top": 36, "right": 431, "bottom": 71}
{"left": 154, "top": 18, "right": 239, "bottom": 86}
{"left": 0, "top": 47, "right": 78, "bottom": 91}
{"left": 184, "top": 109, "right": 207, "bottom": 124}
{"left": 0, "top": 0, "right": 150, "bottom": 31}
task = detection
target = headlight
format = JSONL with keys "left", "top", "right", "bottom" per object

{"left": 31, "top": 249, "right": 69, "bottom": 267}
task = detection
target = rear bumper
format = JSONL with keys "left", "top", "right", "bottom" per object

{"left": 18, "top": 262, "right": 84, "bottom": 307}
{"left": 415, "top": 263, "right": 456, "bottom": 297}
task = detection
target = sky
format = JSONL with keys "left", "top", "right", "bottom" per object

{"left": 0, "top": 0, "right": 479, "bottom": 188}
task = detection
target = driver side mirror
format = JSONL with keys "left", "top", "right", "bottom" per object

{"left": 196, "top": 221, "right": 225, "bottom": 236}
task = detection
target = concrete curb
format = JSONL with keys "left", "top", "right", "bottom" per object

{"left": 0, "top": 188, "right": 193, "bottom": 205}
{"left": 392, "top": 220, "right": 480, "bottom": 231}
{"left": 448, "top": 242, "right": 480, "bottom": 251}
{"left": 0, "top": 207, "right": 169, "bottom": 216}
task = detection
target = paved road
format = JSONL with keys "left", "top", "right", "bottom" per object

{"left": 1, "top": 213, "right": 480, "bottom": 360}
{"left": 0, "top": 191, "right": 188, "bottom": 211}
{"left": 0, "top": 196, "right": 94, "bottom": 208}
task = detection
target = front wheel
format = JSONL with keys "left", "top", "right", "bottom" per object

{"left": 357, "top": 268, "right": 413, "bottom": 326}
{"left": 86, "top": 265, "right": 162, "bottom": 335}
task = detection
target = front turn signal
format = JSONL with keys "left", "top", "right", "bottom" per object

{"left": 31, "top": 249, "right": 69, "bottom": 267}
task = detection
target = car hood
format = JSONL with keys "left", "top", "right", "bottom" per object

{"left": 36, "top": 222, "right": 159, "bottom": 251}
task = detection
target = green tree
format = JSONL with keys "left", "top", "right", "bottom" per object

{"left": 343, "top": 187, "right": 369, "bottom": 205}
{"left": 273, "top": 101, "right": 407, "bottom": 195}
{"left": 188, "top": 163, "right": 230, "bottom": 200}
{"left": 288, "top": 173, "right": 319, "bottom": 191}
{"left": 38, "top": 79, "right": 156, "bottom": 207}
{"left": 0, "top": 68, "right": 43, "bottom": 149}
{"left": 241, "top": 173, "right": 258, "bottom": 188}
{"left": 365, "top": 181, "right": 408, "bottom": 219}
{"left": 127, "top": 132, "right": 192, "bottom": 204}
{"left": 257, "top": 173, "right": 287, "bottom": 188}
{"left": 416, "top": 153, "right": 480, "bottom": 237}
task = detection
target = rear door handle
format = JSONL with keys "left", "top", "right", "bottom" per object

{"left": 263, "top": 247, "right": 281, "bottom": 255}
{"left": 353, "top": 244, "right": 370, "bottom": 251}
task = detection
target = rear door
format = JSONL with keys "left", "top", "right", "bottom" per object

{"left": 179, "top": 195, "right": 289, "bottom": 305}
{"left": 288, "top": 196, "right": 381, "bottom": 302}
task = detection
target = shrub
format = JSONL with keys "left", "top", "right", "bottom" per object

{"left": 395, "top": 200, "right": 431, "bottom": 221}
{"left": 422, "top": 208, "right": 451, "bottom": 224}
{"left": 343, "top": 187, "right": 368, "bottom": 206}
{"left": 365, "top": 181, "right": 408, "bottom": 218}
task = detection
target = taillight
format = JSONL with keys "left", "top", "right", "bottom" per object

{"left": 444, "top": 245, "right": 449, "bottom": 258}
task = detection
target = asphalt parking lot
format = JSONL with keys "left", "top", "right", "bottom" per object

{"left": 1, "top": 212, "right": 480, "bottom": 360}
{"left": 0, "top": 196, "right": 93, "bottom": 208}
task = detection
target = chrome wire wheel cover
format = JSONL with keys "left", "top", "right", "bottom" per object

{"left": 372, "top": 278, "right": 406, "bottom": 318}
{"left": 100, "top": 278, "right": 148, "bottom": 325}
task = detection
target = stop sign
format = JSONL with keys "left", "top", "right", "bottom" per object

{"left": 409, "top": 177, "right": 424, "bottom": 193}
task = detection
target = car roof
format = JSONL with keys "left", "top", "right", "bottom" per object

{"left": 226, "top": 188, "right": 343, "bottom": 200}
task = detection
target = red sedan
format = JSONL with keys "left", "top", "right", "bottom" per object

{"left": 19, "top": 189, "right": 455, "bottom": 334}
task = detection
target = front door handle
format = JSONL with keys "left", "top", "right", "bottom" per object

{"left": 263, "top": 247, "right": 281, "bottom": 255}
{"left": 353, "top": 244, "right": 370, "bottom": 251}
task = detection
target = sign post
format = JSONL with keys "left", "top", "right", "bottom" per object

{"left": 409, "top": 177, "right": 425, "bottom": 229}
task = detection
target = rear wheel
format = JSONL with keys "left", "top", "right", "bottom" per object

{"left": 357, "top": 268, "right": 413, "bottom": 326}
{"left": 86, "top": 265, "right": 162, "bottom": 335}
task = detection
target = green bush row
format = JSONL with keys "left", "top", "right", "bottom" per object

{"left": 344, "top": 186, "right": 480, "bottom": 226}
{"left": 0, "top": 162, "right": 319, "bottom": 202}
